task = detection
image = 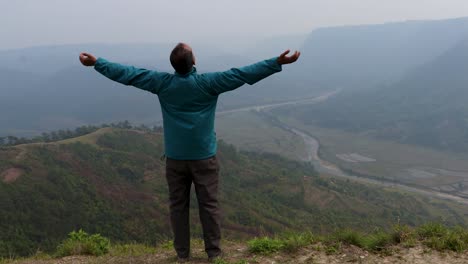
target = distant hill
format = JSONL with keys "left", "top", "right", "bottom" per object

{"left": 287, "top": 36, "right": 468, "bottom": 152}
{"left": 295, "top": 17, "right": 468, "bottom": 90}
{"left": 0, "top": 42, "right": 314, "bottom": 136}
{"left": 2, "top": 17, "right": 468, "bottom": 136}
{"left": 1, "top": 128, "right": 467, "bottom": 257}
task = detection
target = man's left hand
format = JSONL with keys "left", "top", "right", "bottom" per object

{"left": 277, "top": 50, "right": 301, "bottom": 65}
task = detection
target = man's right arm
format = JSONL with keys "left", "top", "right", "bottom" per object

{"left": 79, "top": 53, "right": 169, "bottom": 94}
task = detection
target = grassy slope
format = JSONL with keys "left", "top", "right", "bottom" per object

{"left": 5, "top": 224, "right": 468, "bottom": 264}
{"left": 2, "top": 128, "right": 468, "bottom": 258}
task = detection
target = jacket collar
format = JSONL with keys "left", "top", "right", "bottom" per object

{"left": 174, "top": 67, "right": 197, "bottom": 77}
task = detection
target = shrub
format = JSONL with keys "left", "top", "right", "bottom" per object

{"left": 421, "top": 226, "right": 468, "bottom": 252}
{"left": 333, "top": 229, "right": 365, "bottom": 248}
{"left": 392, "top": 224, "right": 417, "bottom": 248}
{"left": 248, "top": 237, "right": 284, "bottom": 254}
{"left": 417, "top": 223, "right": 448, "bottom": 239}
{"left": 281, "top": 232, "right": 316, "bottom": 252}
{"left": 55, "top": 230, "right": 111, "bottom": 257}
{"left": 363, "top": 231, "right": 394, "bottom": 252}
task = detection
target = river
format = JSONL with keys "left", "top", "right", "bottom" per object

{"left": 218, "top": 93, "right": 468, "bottom": 205}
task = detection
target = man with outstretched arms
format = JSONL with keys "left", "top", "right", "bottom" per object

{"left": 79, "top": 43, "right": 300, "bottom": 262}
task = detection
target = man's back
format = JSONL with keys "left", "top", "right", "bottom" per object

{"left": 94, "top": 57, "right": 283, "bottom": 160}
{"left": 157, "top": 68, "right": 219, "bottom": 160}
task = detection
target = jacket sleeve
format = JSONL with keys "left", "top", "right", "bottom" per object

{"left": 202, "top": 57, "right": 282, "bottom": 95}
{"left": 94, "top": 58, "right": 169, "bottom": 94}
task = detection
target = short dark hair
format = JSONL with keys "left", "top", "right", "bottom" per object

{"left": 170, "top": 43, "right": 194, "bottom": 74}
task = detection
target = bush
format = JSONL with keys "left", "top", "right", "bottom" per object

{"left": 248, "top": 237, "right": 284, "bottom": 254}
{"left": 55, "top": 230, "right": 111, "bottom": 257}
{"left": 420, "top": 226, "right": 468, "bottom": 252}
{"left": 332, "top": 229, "right": 365, "bottom": 248}
{"left": 417, "top": 223, "right": 448, "bottom": 239}
{"left": 392, "top": 224, "right": 417, "bottom": 248}
{"left": 281, "top": 232, "right": 316, "bottom": 252}
{"left": 363, "top": 231, "right": 394, "bottom": 252}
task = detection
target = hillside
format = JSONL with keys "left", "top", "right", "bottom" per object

{"left": 2, "top": 128, "right": 468, "bottom": 258}
{"left": 286, "top": 35, "right": 468, "bottom": 152}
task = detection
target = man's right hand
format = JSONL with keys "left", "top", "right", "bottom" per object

{"left": 79, "top": 53, "right": 97, "bottom": 67}
{"left": 277, "top": 50, "right": 301, "bottom": 65}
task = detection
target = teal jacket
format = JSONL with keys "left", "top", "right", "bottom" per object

{"left": 94, "top": 57, "right": 282, "bottom": 160}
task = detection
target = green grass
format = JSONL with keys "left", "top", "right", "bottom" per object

{"left": 330, "top": 229, "right": 365, "bottom": 248}
{"left": 417, "top": 223, "right": 468, "bottom": 252}
{"left": 247, "top": 232, "right": 317, "bottom": 255}
{"left": 248, "top": 224, "right": 468, "bottom": 256}
{"left": 280, "top": 232, "right": 317, "bottom": 253}
{"left": 247, "top": 237, "right": 284, "bottom": 254}
{"left": 55, "top": 230, "right": 111, "bottom": 257}
{"left": 3, "top": 224, "right": 468, "bottom": 263}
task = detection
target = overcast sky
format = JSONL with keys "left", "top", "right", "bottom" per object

{"left": 2, "top": 0, "right": 468, "bottom": 50}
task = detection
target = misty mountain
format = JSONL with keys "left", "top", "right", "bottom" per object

{"left": 0, "top": 42, "right": 318, "bottom": 136}
{"left": 287, "top": 37, "right": 468, "bottom": 151}
{"left": 2, "top": 17, "right": 468, "bottom": 136}
{"left": 295, "top": 17, "right": 468, "bottom": 90}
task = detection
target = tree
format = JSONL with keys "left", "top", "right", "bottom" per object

{"left": 41, "top": 132, "right": 51, "bottom": 142}
{"left": 7, "top": 136, "right": 18, "bottom": 145}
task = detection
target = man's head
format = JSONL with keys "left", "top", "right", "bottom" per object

{"left": 170, "top": 43, "right": 195, "bottom": 74}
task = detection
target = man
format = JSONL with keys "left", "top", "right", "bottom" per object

{"left": 79, "top": 43, "right": 300, "bottom": 262}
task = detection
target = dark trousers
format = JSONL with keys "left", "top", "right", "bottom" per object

{"left": 165, "top": 155, "right": 221, "bottom": 258}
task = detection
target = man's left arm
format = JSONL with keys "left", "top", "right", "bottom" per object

{"left": 202, "top": 50, "right": 300, "bottom": 95}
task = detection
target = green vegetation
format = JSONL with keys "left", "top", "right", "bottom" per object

{"left": 248, "top": 223, "right": 468, "bottom": 256}
{"left": 0, "top": 121, "right": 162, "bottom": 147}
{"left": 2, "top": 224, "right": 468, "bottom": 263}
{"left": 248, "top": 237, "right": 284, "bottom": 254}
{"left": 417, "top": 223, "right": 468, "bottom": 252}
{"left": 216, "top": 111, "right": 307, "bottom": 160}
{"left": 2, "top": 127, "right": 468, "bottom": 258}
{"left": 275, "top": 114, "right": 468, "bottom": 195}
{"left": 247, "top": 233, "right": 317, "bottom": 254}
{"left": 55, "top": 230, "right": 110, "bottom": 257}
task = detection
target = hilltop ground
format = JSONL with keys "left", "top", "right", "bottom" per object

{"left": 5, "top": 240, "right": 468, "bottom": 264}
{"left": 2, "top": 127, "right": 468, "bottom": 263}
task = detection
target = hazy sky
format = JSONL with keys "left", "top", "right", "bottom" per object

{"left": 2, "top": 0, "right": 468, "bottom": 50}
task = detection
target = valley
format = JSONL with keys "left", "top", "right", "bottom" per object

{"left": 216, "top": 94, "right": 468, "bottom": 206}
{"left": 2, "top": 15, "right": 468, "bottom": 259}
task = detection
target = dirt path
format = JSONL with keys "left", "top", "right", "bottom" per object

{"left": 8, "top": 243, "right": 468, "bottom": 264}
{"left": 14, "top": 146, "right": 28, "bottom": 162}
